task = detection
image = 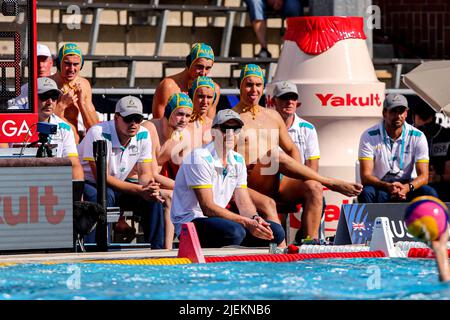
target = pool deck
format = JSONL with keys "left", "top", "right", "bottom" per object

{"left": 0, "top": 247, "right": 269, "bottom": 264}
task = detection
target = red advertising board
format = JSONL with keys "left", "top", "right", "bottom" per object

{"left": 0, "top": 113, "right": 38, "bottom": 143}
{"left": 0, "top": 0, "right": 38, "bottom": 144}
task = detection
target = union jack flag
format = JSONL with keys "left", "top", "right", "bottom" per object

{"left": 352, "top": 222, "right": 366, "bottom": 231}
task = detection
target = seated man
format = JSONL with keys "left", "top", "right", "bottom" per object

{"left": 358, "top": 93, "right": 438, "bottom": 203}
{"left": 187, "top": 76, "right": 284, "bottom": 244}
{"left": 51, "top": 43, "right": 99, "bottom": 143}
{"left": 170, "top": 109, "right": 285, "bottom": 248}
{"left": 271, "top": 80, "right": 324, "bottom": 242}
{"left": 78, "top": 96, "right": 164, "bottom": 248}
{"left": 151, "top": 43, "right": 220, "bottom": 120}
{"left": 412, "top": 103, "right": 450, "bottom": 201}
{"left": 140, "top": 93, "right": 194, "bottom": 247}
{"left": 232, "top": 64, "right": 362, "bottom": 243}
{"left": 35, "top": 77, "right": 84, "bottom": 180}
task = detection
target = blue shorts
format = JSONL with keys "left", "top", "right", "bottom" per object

{"left": 244, "top": 0, "right": 303, "bottom": 22}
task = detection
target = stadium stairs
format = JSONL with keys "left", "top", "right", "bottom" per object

{"left": 0, "top": 0, "right": 427, "bottom": 114}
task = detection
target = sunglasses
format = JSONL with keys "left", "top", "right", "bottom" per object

{"left": 122, "top": 114, "right": 144, "bottom": 124}
{"left": 218, "top": 125, "right": 242, "bottom": 134}
{"left": 278, "top": 93, "right": 298, "bottom": 101}
{"left": 38, "top": 91, "right": 60, "bottom": 102}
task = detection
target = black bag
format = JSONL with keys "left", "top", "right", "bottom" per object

{"left": 73, "top": 201, "right": 105, "bottom": 236}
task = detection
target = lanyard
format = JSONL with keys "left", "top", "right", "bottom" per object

{"left": 382, "top": 123, "right": 406, "bottom": 171}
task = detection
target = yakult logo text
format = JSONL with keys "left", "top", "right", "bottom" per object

{"left": 316, "top": 93, "right": 382, "bottom": 107}
{"left": 0, "top": 186, "right": 65, "bottom": 225}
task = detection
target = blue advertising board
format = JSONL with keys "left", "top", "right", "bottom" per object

{"left": 334, "top": 202, "right": 450, "bottom": 245}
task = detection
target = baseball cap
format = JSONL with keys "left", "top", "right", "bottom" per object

{"left": 37, "top": 43, "right": 52, "bottom": 57}
{"left": 37, "top": 77, "right": 62, "bottom": 95}
{"left": 383, "top": 93, "right": 409, "bottom": 110}
{"left": 115, "top": 96, "right": 143, "bottom": 117}
{"left": 272, "top": 80, "right": 298, "bottom": 98}
{"left": 212, "top": 109, "right": 244, "bottom": 128}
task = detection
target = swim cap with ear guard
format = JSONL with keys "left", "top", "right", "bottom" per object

{"left": 164, "top": 92, "right": 194, "bottom": 120}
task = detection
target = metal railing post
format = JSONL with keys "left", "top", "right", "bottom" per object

{"left": 94, "top": 140, "right": 108, "bottom": 251}
{"left": 88, "top": 8, "right": 103, "bottom": 55}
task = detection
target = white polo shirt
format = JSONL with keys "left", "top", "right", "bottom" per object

{"left": 170, "top": 142, "right": 248, "bottom": 235}
{"left": 358, "top": 121, "right": 429, "bottom": 182}
{"left": 78, "top": 120, "right": 152, "bottom": 183}
{"left": 48, "top": 114, "right": 78, "bottom": 158}
{"left": 287, "top": 114, "right": 320, "bottom": 164}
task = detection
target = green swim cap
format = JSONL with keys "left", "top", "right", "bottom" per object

{"left": 164, "top": 92, "right": 193, "bottom": 120}
{"left": 57, "top": 43, "right": 84, "bottom": 70}
{"left": 239, "top": 64, "right": 264, "bottom": 88}
{"left": 189, "top": 76, "right": 216, "bottom": 99}
{"left": 187, "top": 43, "right": 215, "bottom": 69}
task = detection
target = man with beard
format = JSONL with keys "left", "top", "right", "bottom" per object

{"left": 358, "top": 93, "right": 438, "bottom": 203}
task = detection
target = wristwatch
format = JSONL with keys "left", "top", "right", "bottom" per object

{"left": 408, "top": 183, "right": 415, "bottom": 193}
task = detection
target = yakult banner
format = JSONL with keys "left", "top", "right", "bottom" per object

{"left": 0, "top": 158, "right": 73, "bottom": 251}
{"left": 267, "top": 17, "right": 385, "bottom": 237}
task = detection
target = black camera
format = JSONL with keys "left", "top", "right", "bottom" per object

{"left": 37, "top": 122, "right": 57, "bottom": 135}
{"left": 36, "top": 122, "right": 57, "bottom": 158}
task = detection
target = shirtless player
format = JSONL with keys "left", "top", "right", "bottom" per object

{"left": 233, "top": 64, "right": 363, "bottom": 242}
{"left": 151, "top": 43, "right": 220, "bottom": 120}
{"left": 187, "top": 76, "right": 215, "bottom": 148}
{"left": 141, "top": 93, "right": 194, "bottom": 248}
{"left": 51, "top": 43, "right": 99, "bottom": 143}
{"left": 187, "top": 75, "right": 286, "bottom": 242}
{"left": 145, "top": 92, "right": 194, "bottom": 177}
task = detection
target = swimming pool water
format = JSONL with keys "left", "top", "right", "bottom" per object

{"left": 0, "top": 258, "right": 449, "bottom": 300}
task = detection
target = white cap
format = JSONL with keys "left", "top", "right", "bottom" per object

{"left": 37, "top": 77, "right": 62, "bottom": 95}
{"left": 212, "top": 109, "right": 244, "bottom": 127}
{"left": 272, "top": 80, "right": 298, "bottom": 98}
{"left": 37, "top": 43, "right": 52, "bottom": 57}
{"left": 115, "top": 96, "right": 143, "bottom": 117}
